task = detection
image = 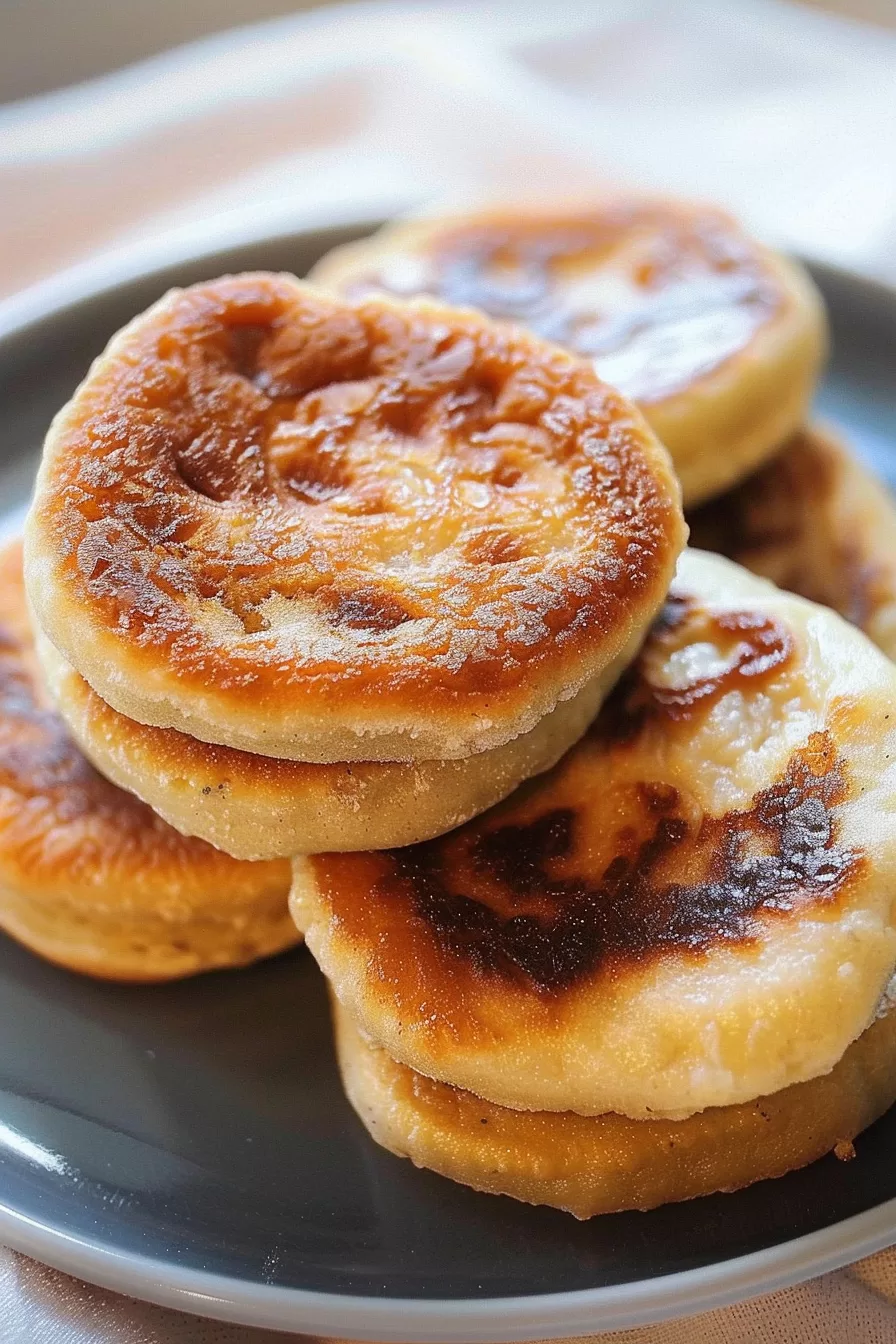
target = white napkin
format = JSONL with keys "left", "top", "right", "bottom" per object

{"left": 2, "top": 0, "right": 896, "bottom": 319}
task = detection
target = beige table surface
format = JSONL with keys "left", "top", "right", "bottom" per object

{"left": 2, "top": 2, "right": 896, "bottom": 1340}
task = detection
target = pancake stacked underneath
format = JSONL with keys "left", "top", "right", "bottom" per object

{"left": 0, "top": 540, "right": 297, "bottom": 981}
{"left": 690, "top": 422, "right": 896, "bottom": 662}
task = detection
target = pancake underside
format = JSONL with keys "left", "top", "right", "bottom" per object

{"left": 37, "top": 633, "right": 626, "bottom": 860}
{"left": 333, "top": 1001, "right": 896, "bottom": 1219}
{"left": 0, "top": 874, "right": 301, "bottom": 982}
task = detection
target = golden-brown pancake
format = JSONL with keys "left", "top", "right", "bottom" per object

{"left": 25, "top": 273, "right": 684, "bottom": 764}
{"left": 0, "top": 541, "right": 297, "bottom": 981}
{"left": 334, "top": 999, "right": 896, "bottom": 1219}
{"left": 690, "top": 424, "right": 896, "bottom": 660}
{"left": 311, "top": 199, "right": 827, "bottom": 506}
{"left": 37, "top": 633, "right": 609, "bottom": 860}
{"left": 292, "top": 550, "right": 896, "bottom": 1119}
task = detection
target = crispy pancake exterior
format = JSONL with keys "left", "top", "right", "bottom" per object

{"left": 0, "top": 542, "right": 297, "bottom": 981}
{"left": 311, "top": 199, "right": 827, "bottom": 506}
{"left": 293, "top": 551, "right": 896, "bottom": 1118}
{"left": 37, "top": 634, "right": 614, "bottom": 860}
{"left": 690, "top": 424, "right": 896, "bottom": 661}
{"left": 25, "top": 274, "right": 684, "bottom": 763}
{"left": 334, "top": 1000, "right": 896, "bottom": 1219}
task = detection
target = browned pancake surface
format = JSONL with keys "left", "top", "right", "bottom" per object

{"left": 312, "top": 201, "right": 827, "bottom": 509}
{"left": 26, "top": 274, "right": 683, "bottom": 761}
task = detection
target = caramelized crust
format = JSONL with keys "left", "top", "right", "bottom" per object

{"left": 25, "top": 274, "right": 683, "bottom": 762}
{"left": 0, "top": 542, "right": 297, "bottom": 981}
{"left": 690, "top": 424, "right": 896, "bottom": 660}
{"left": 312, "top": 200, "right": 827, "bottom": 505}
{"left": 334, "top": 1000, "right": 896, "bottom": 1219}
{"left": 292, "top": 551, "right": 896, "bottom": 1118}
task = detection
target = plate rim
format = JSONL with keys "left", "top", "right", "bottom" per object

{"left": 2, "top": 1192, "right": 896, "bottom": 1340}
{"left": 2, "top": 219, "right": 896, "bottom": 1341}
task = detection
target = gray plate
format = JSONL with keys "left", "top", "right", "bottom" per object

{"left": 0, "top": 224, "right": 895, "bottom": 1342}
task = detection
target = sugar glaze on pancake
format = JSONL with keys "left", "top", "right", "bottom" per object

{"left": 690, "top": 424, "right": 896, "bottom": 660}
{"left": 334, "top": 1000, "right": 896, "bottom": 1218}
{"left": 292, "top": 551, "right": 896, "bottom": 1119}
{"left": 0, "top": 542, "right": 296, "bottom": 981}
{"left": 25, "top": 274, "right": 684, "bottom": 763}
{"left": 311, "top": 199, "right": 827, "bottom": 505}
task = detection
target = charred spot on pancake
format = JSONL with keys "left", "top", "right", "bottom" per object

{"left": 384, "top": 730, "right": 861, "bottom": 994}
{"left": 473, "top": 809, "right": 575, "bottom": 894}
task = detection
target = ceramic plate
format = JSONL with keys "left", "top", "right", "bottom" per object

{"left": 0, "top": 223, "right": 895, "bottom": 1341}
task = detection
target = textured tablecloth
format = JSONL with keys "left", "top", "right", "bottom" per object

{"left": 2, "top": 2, "right": 896, "bottom": 1339}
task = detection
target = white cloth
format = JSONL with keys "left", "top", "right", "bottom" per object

{"left": 3, "top": 1246, "right": 896, "bottom": 1342}
{"left": 1, "top": 1, "right": 896, "bottom": 1339}
{"left": 2, "top": 0, "right": 896, "bottom": 312}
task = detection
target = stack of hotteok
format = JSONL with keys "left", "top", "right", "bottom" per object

{"left": 10, "top": 195, "right": 896, "bottom": 1217}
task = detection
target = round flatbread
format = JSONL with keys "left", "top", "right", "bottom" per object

{"left": 37, "top": 634, "right": 609, "bottom": 860}
{"left": 334, "top": 1000, "right": 896, "bottom": 1218}
{"left": 25, "top": 273, "right": 683, "bottom": 763}
{"left": 293, "top": 550, "right": 896, "bottom": 1118}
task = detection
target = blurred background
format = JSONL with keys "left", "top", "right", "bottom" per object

{"left": 1, "top": 0, "right": 894, "bottom": 102}
{"left": 2, "top": 0, "right": 895, "bottom": 310}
